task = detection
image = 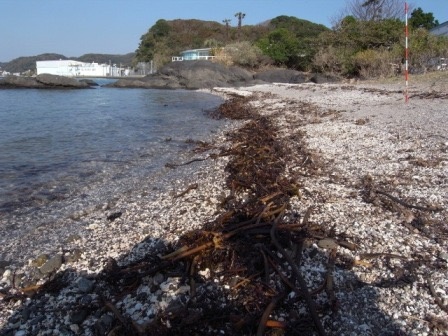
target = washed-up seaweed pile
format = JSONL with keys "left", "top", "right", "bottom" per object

{"left": 81, "top": 96, "right": 338, "bottom": 335}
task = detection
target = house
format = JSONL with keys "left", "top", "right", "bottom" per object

{"left": 430, "top": 21, "right": 448, "bottom": 37}
{"left": 172, "top": 48, "right": 214, "bottom": 62}
{"left": 429, "top": 21, "right": 448, "bottom": 70}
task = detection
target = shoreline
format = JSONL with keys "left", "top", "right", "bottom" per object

{"left": 1, "top": 82, "right": 447, "bottom": 335}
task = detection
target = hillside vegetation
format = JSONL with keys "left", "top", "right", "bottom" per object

{"left": 135, "top": 16, "right": 328, "bottom": 71}
{"left": 134, "top": 10, "right": 447, "bottom": 78}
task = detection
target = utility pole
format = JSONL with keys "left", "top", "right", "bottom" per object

{"left": 234, "top": 12, "right": 246, "bottom": 41}
{"left": 234, "top": 12, "right": 245, "bottom": 29}
{"left": 223, "top": 19, "right": 231, "bottom": 42}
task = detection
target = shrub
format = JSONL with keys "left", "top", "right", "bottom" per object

{"left": 221, "top": 41, "right": 267, "bottom": 68}
{"left": 352, "top": 49, "right": 398, "bottom": 78}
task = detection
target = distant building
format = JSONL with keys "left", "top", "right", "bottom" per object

{"left": 172, "top": 48, "right": 215, "bottom": 62}
{"left": 36, "top": 60, "right": 126, "bottom": 77}
{"left": 135, "top": 61, "right": 155, "bottom": 75}
{"left": 430, "top": 21, "right": 448, "bottom": 37}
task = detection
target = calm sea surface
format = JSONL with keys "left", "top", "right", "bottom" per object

{"left": 0, "top": 82, "right": 225, "bottom": 221}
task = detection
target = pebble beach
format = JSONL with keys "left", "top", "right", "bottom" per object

{"left": 1, "top": 78, "right": 447, "bottom": 335}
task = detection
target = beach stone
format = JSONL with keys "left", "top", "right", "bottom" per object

{"left": 94, "top": 314, "right": 114, "bottom": 335}
{"left": 0, "top": 260, "right": 11, "bottom": 274}
{"left": 30, "top": 315, "right": 45, "bottom": 325}
{"left": 1, "top": 329, "right": 14, "bottom": 336}
{"left": 39, "top": 254, "right": 63, "bottom": 274}
{"left": 70, "top": 324, "right": 80, "bottom": 333}
{"left": 20, "top": 307, "right": 31, "bottom": 321}
{"left": 66, "top": 234, "right": 82, "bottom": 243}
{"left": 58, "top": 326, "right": 76, "bottom": 336}
{"left": 440, "top": 252, "right": 448, "bottom": 262}
{"left": 75, "top": 277, "right": 94, "bottom": 293}
{"left": 79, "top": 294, "right": 93, "bottom": 305}
{"left": 65, "top": 249, "right": 83, "bottom": 263}
{"left": 107, "top": 211, "right": 122, "bottom": 221}
{"left": 70, "top": 309, "right": 89, "bottom": 324}
{"left": 32, "top": 254, "right": 49, "bottom": 267}
{"left": 153, "top": 273, "right": 164, "bottom": 285}
{"left": 317, "top": 238, "right": 338, "bottom": 250}
{"left": 2, "top": 269, "right": 12, "bottom": 283}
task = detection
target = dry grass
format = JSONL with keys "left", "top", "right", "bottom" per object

{"left": 361, "top": 70, "right": 448, "bottom": 92}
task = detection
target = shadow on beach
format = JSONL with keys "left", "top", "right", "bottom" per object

{"left": 0, "top": 234, "right": 411, "bottom": 336}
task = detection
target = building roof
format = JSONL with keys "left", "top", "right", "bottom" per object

{"left": 36, "top": 60, "right": 84, "bottom": 68}
{"left": 430, "top": 21, "right": 448, "bottom": 37}
{"left": 180, "top": 48, "right": 212, "bottom": 54}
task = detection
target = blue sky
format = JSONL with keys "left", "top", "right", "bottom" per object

{"left": 1, "top": 0, "right": 446, "bottom": 62}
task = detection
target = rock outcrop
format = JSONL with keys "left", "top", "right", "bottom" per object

{"left": 109, "top": 61, "right": 341, "bottom": 89}
{"left": 110, "top": 60, "right": 254, "bottom": 89}
{"left": 0, "top": 64, "right": 341, "bottom": 90}
{"left": 0, "top": 74, "right": 92, "bottom": 89}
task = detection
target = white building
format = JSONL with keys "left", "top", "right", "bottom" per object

{"left": 36, "top": 60, "right": 125, "bottom": 77}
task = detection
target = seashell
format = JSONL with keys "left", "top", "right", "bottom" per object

{"left": 317, "top": 238, "right": 338, "bottom": 250}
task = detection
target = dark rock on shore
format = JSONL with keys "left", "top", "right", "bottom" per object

{"left": 0, "top": 74, "right": 90, "bottom": 89}
{"left": 0, "top": 76, "right": 46, "bottom": 88}
{"left": 308, "top": 73, "right": 341, "bottom": 84}
{"left": 110, "top": 60, "right": 254, "bottom": 89}
{"left": 109, "top": 61, "right": 341, "bottom": 89}
{"left": 160, "top": 60, "right": 254, "bottom": 89}
{"left": 79, "top": 79, "right": 99, "bottom": 86}
{"left": 254, "top": 69, "right": 309, "bottom": 83}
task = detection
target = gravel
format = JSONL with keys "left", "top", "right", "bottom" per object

{"left": 1, "top": 80, "right": 447, "bottom": 335}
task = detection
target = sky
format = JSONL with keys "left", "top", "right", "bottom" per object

{"left": 1, "top": 0, "right": 447, "bottom": 62}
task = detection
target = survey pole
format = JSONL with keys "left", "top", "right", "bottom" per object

{"left": 405, "top": 2, "right": 409, "bottom": 103}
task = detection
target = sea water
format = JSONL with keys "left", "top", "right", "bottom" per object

{"left": 0, "top": 83, "right": 225, "bottom": 232}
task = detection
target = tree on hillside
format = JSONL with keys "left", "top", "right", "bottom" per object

{"left": 314, "top": 17, "right": 403, "bottom": 76}
{"left": 135, "top": 19, "right": 171, "bottom": 62}
{"left": 409, "top": 7, "right": 439, "bottom": 30}
{"left": 270, "top": 15, "right": 328, "bottom": 38}
{"left": 347, "top": 0, "right": 402, "bottom": 21}
{"left": 257, "top": 28, "right": 301, "bottom": 68}
{"left": 259, "top": 16, "right": 328, "bottom": 70}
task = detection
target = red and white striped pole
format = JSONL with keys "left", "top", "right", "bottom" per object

{"left": 405, "top": 2, "right": 409, "bottom": 103}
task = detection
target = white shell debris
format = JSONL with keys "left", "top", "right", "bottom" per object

{"left": 1, "top": 81, "right": 447, "bottom": 336}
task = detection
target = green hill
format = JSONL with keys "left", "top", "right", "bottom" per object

{"left": 135, "top": 16, "right": 329, "bottom": 70}
{"left": 3, "top": 53, "right": 67, "bottom": 73}
{"left": 76, "top": 53, "right": 135, "bottom": 66}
